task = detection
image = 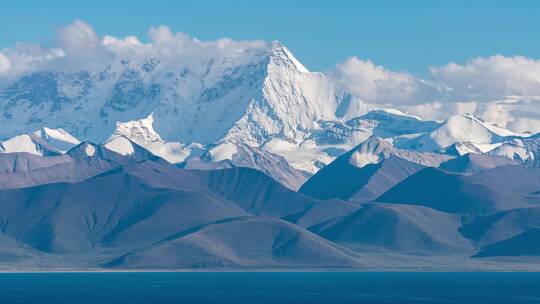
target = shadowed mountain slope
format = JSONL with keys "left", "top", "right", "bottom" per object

{"left": 104, "top": 216, "right": 365, "bottom": 269}
{"left": 377, "top": 166, "right": 540, "bottom": 215}
{"left": 439, "top": 153, "right": 518, "bottom": 175}
{"left": 459, "top": 207, "right": 540, "bottom": 247}
{"left": 475, "top": 227, "right": 540, "bottom": 257}
{"left": 0, "top": 140, "right": 163, "bottom": 190}
{"left": 190, "top": 167, "right": 320, "bottom": 218}
{"left": 316, "top": 203, "right": 473, "bottom": 254}
{"left": 299, "top": 153, "right": 425, "bottom": 202}
{"left": 0, "top": 161, "right": 246, "bottom": 254}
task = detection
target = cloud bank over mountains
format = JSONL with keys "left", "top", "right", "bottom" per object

{"left": 333, "top": 55, "right": 540, "bottom": 133}
{"left": 0, "top": 19, "right": 268, "bottom": 79}
{"left": 1, "top": 19, "right": 540, "bottom": 133}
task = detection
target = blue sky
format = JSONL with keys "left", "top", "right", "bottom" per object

{"left": 1, "top": 0, "right": 539, "bottom": 74}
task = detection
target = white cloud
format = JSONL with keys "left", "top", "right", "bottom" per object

{"left": 0, "top": 20, "right": 269, "bottom": 79}
{"left": 451, "top": 102, "right": 478, "bottom": 115}
{"left": 329, "top": 55, "right": 540, "bottom": 133}
{"left": 0, "top": 43, "right": 64, "bottom": 79}
{"left": 102, "top": 35, "right": 142, "bottom": 48}
{"left": 401, "top": 98, "right": 540, "bottom": 133}
{"left": 508, "top": 118, "right": 540, "bottom": 134}
{"left": 478, "top": 103, "right": 512, "bottom": 128}
{"left": 101, "top": 35, "right": 149, "bottom": 58}
{"left": 401, "top": 102, "right": 443, "bottom": 121}
{"left": 56, "top": 19, "right": 99, "bottom": 56}
{"left": 0, "top": 53, "right": 11, "bottom": 74}
{"left": 331, "top": 57, "right": 437, "bottom": 105}
{"left": 399, "top": 102, "right": 479, "bottom": 122}
{"left": 430, "top": 55, "right": 540, "bottom": 101}
{"left": 148, "top": 25, "right": 177, "bottom": 45}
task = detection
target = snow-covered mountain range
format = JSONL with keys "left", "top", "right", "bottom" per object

{"left": 0, "top": 42, "right": 536, "bottom": 179}
{"left": 2, "top": 40, "right": 539, "bottom": 180}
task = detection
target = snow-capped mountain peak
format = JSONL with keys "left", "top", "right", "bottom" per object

{"left": 269, "top": 41, "right": 310, "bottom": 73}
{"left": 440, "top": 141, "right": 485, "bottom": 156}
{"left": 207, "top": 142, "right": 239, "bottom": 162}
{"left": 0, "top": 133, "right": 61, "bottom": 156}
{"left": 107, "top": 114, "right": 194, "bottom": 163}
{"left": 393, "top": 113, "right": 515, "bottom": 152}
{"left": 488, "top": 138, "right": 537, "bottom": 164}
{"left": 346, "top": 136, "right": 451, "bottom": 169}
{"left": 33, "top": 127, "right": 81, "bottom": 152}
{"left": 104, "top": 135, "right": 136, "bottom": 156}
{"left": 461, "top": 113, "right": 520, "bottom": 137}
{"left": 432, "top": 114, "right": 500, "bottom": 147}
{"left": 112, "top": 113, "right": 162, "bottom": 143}
{"left": 0, "top": 40, "right": 358, "bottom": 161}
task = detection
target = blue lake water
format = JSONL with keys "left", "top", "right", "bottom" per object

{"left": 1, "top": 272, "right": 540, "bottom": 303}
